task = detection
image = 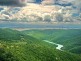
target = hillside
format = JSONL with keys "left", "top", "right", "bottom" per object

{"left": 0, "top": 28, "right": 42, "bottom": 42}
{"left": 0, "top": 28, "right": 81, "bottom": 61}
{"left": 22, "top": 29, "right": 81, "bottom": 54}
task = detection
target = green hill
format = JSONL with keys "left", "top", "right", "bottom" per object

{"left": 22, "top": 29, "right": 81, "bottom": 54}
{"left": 0, "top": 28, "right": 81, "bottom": 61}
{"left": 69, "top": 46, "right": 81, "bottom": 54}
{"left": 0, "top": 28, "right": 35, "bottom": 41}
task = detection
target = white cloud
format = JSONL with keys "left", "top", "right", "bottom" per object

{"left": 41, "top": 0, "right": 55, "bottom": 5}
{"left": 27, "top": 0, "right": 36, "bottom": 3}
{"left": 61, "top": 0, "right": 75, "bottom": 2}
{"left": 72, "top": 0, "right": 81, "bottom": 12}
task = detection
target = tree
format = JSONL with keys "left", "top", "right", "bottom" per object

{"left": 0, "top": 48, "right": 19, "bottom": 61}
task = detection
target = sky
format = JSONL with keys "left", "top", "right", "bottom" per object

{"left": 0, "top": 0, "right": 81, "bottom": 22}
{"left": 0, "top": 0, "right": 27, "bottom": 6}
{"left": 0, "top": 0, "right": 75, "bottom": 6}
{"left": 0, "top": 0, "right": 77, "bottom": 6}
{"left": 0, "top": 0, "right": 80, "bottom": 12}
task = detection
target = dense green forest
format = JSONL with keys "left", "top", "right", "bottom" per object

{"left": 22, "top": 29, "right": 81, "bottom": 54}
{"left": 0, "top": 28, "right": 81, "bottom": 61}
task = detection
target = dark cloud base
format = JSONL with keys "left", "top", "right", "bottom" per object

{"left": 55, "top": 3, "right": 72, "bottom": 6}
{"left": 0, "top": 1, "right": 26, "bottom": 7}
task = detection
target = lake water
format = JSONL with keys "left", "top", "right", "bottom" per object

{"left": 43, "top": 40, "right": 63, "bottom": 50}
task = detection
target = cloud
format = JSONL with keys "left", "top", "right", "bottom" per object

{"left": 72, "top": 0, "right": 81, "bottom": 7}
{"left": 60, "top": 0, "right": 75, "bottom": 2}
{"left": 71, "top": 0, "right": 81, "bottom": 12}
{"left": 0, "top": 0, "right": 27, "bottom": 6}
{"left": 41, "top": 0, "right": 75, "bottom": 5}
{"left": 41, "top": 0, "right": 55, "bottom": 5}
{"left": 56, "top": 0, "right": 73, "bottom": 6}
{"left": 27, "top": 0, "right": 36, "bottom": 3}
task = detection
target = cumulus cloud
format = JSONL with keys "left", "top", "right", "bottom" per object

{"left": 27, "top": 0, "right": 36, "bottom": 3}
{"left": 41, "top": 0, "right": 55, "bottom": 5}
{"left": 41, "top": 0, "right": 75, "bottom": 5}
{"left": 61, "top": 0, "right": 74, "bottom": 2}
{"left": 72, "top": 0, "right": 81, "bottom": 7}
{"left": 71, "top": 0, "right": 81, "bottom": 12}
{"left": 0, "top": 0, "right": 27, "bottom": 6}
